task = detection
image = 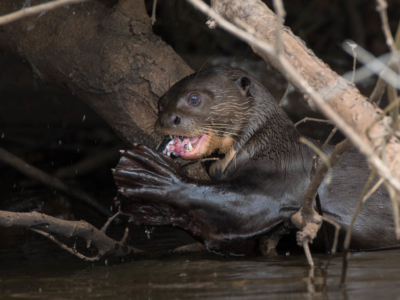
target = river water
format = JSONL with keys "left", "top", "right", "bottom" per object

{"left": 1, "top": 224, "right": 400, "bottom": 300}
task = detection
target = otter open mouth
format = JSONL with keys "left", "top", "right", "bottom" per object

{"left": 156, "top": 133, "right": 210, "bottom": 159}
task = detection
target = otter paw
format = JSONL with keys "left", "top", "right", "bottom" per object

{"left": 113, "top": 144, "right": 188, "bottom": 203}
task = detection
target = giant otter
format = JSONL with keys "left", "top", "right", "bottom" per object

{"left": 113, "top": 67, "right": 398, "bottom": 256}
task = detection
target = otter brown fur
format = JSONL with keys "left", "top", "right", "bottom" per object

{"left": 113, "top": 67, "right": 398, "bottom": 256}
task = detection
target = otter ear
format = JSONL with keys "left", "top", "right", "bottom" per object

{"left": 234, "top": 76, "right": 251, "bottom": 95}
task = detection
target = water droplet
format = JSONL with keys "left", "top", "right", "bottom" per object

{"left": 110, "top": 206, "right": 113, "bottom": 212}
{"left": 51, "top": 161, "right": 54, "bottom": 166}
{"left": 47, "top": 125, "right": 50, "bottom": 129}
{"left": 82, "top": 115, "right": 86, "bottom": 122}
{"left": 13, "top": 183, "right": 16, "bottom": 188}
{"left": 145, "top": 226, "right": 155, "bottom": 239}
{"left": 39, "top": 288, "right": 42, "bottom": 293}
{"left": 105, "top": 260, "right": 108, "bottom": 266}
{"left": 73, "top": 11, "right": 75, "bottom": 14}
{"left": 59, "top": 140, "right": 62, "bottom": 145}
{"left": 76, "top": 170, "right": 78, "bottom": 174}
{"left": 286, "top": 251, "right": 290, "bottom": 256}
{"left": 1, "top": 133, "right": 4, "bottom": 138}
{"left": 77, "top": 149, "right": 80, "bottom": 153}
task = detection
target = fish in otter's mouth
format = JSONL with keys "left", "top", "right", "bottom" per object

{"left": 156, "top": 133, "right": 210, "bottom": 159}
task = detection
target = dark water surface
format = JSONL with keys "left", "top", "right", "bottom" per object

{"left": 1, "top": 226, "right": 400, "bottom": 300}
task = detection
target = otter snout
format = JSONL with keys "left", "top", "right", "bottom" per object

{"left": 159, "top": 113, "right": 181, "bottom": 127}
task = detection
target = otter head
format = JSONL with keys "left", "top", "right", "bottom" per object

{"left": 155, "top": 67, "right": 254, "bottom": 160}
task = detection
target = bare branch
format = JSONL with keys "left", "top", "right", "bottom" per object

{"left": 322, "top": 127, "right": 338, "bottom": 149}
{"left": 300, "top": 137, "right": 333, "bottom": 184}
{"left": 101, "top": 211, "right": 121, "bottom": 233}
{"left": 375, "top": 1, "right": 400, "bottom": 131}
{"left": 279, "top": 83, "right": 292, "bottom": 107}
{"left": 0, "top": 211, "right": 141, "bottom": 260}
{"left": 0, "top": 0, "right": 89, "bottom": 26}
{"left": 320, "top": 216, "right": 340, "bottom": 254}
{"left": 370, "top": 77, "right": 387, "bottom": 105}
{"left": 303, "top": 241, "right": 314, "bottom": 268}
{"left": 346, "top": 41, "right": 358, "bottom": 83}
{"left": 30, "top": 228, "right": 99, "bottom": 262}
{"left": 151, "top": 0, "right": 157, "bottom": 25}
{"left": 0, "top": 146, "right": 112, "bottom": 218}
{"left": 302, "top": 139, "right": 352, "bottom": 218}
{"left": 294, "top": 117, "right": 332, "bottom": 127}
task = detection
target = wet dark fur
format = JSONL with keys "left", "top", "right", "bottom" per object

{"left": 114, "top": 67, "right": 398, "bottom": 256}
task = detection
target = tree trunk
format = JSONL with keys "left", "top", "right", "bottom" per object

{"left": 0, "top": 0, "right": 193, "bottom": 147}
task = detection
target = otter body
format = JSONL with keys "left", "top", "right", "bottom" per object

{"left": 113, "top": 67, "right": 398, "bottom": 256}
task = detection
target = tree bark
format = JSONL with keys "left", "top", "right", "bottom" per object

{"left": 0, "top": 0, "right": 193, "bottom": 147}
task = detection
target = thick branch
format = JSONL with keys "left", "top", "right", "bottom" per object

{"left": 0, "top": 0, "right": 193, "bottom": 147}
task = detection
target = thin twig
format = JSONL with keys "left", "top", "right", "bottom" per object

{"left": 386, "top": 182, "right": 400, "bottom": 239}
{"left": 0, "top": 146, "right": 112, "bottom": 218}
{"left": 186, "top": 0, "right": 400, "bottom": 194}
{"left": 368, "top": 22, "right": 400, "bottom": 106}
{"left": 300, "top": 137, "right": 333, "bottom": 184}
{"left": 0, "top": 0, "right": 89, "bottom": 26}
{"left": 53, "top": 148, "right": 120, "bottom": 179}
{"left": 303, "top": 241, "right": 314, "bottom": 268}
{"left": 121, "top": 228, "right": 129, "bottom": 244}
{"left": 30, "top": 228, "right": 100, "bottom": 262}
{"left": 101, "top": 211, "right": 121, "bottom": 233}
{"left": 370, "top": 76, "right": 387, "bottom": 105}
{"left": 279, "top": 83, "right": 292, "bottom": 107}
{"left": 346, "top": 41, "right": 358, "bottom": 83}
{"left": 320, "top": 216, "right": 340, "bottom": 254}
{"left": 341, "top": 169, "right": 377, "bottom": 284}
{"left": 150, "top": 0, "right": 157, "bottom": 25}
{"left": 376, "top": 0, "right": 400, "bottom": 131}
{"left": 294, "top": 117, "right": 332, "bottom": 127}
{"left": 322, "top": 127, "right": 338, "bottom": 149}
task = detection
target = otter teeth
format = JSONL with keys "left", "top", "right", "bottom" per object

{"left": 184, "top": 142, "right": 194, "bottom": 152}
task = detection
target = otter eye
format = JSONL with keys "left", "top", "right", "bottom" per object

{"left": 188, "top": 93, "right": 200, "bottom": 106}
{"left": 158, "top": 103, "right": 162, "bottom": 113}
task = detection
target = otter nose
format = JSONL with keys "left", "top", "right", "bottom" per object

{"left": 160, "top": 113, "right": 181, "bottom": 127}
{"left": 173, "top": 115, "right": 181, "bottom": 125}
